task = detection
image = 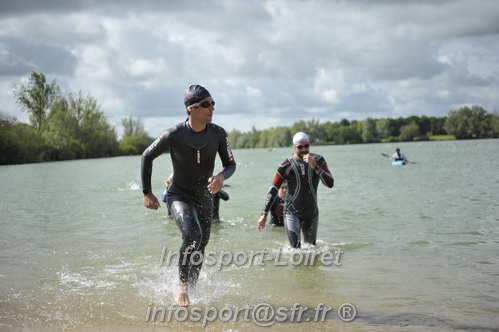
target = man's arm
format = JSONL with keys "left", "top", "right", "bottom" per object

{"left": 141, "top": 131, "right": 172, "bottom": 209}
{"left": 218, "top": 131, "right": 236, "bottom": 180}
{"left": 315, "top": 155, "right": 335, "bottom": 188}
{"left": 209, "top": 129, "right": 236, "bottom": 194}
{"left": 257, "top": 168, "right": 286, "bottom": 231}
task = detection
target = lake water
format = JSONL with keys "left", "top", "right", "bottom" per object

{"left": 1, "top": 139, "right": 498, "bottom": 332}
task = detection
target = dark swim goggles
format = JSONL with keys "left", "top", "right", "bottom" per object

{"left": 296, "top": 144, "right": 310, "bottom": 149}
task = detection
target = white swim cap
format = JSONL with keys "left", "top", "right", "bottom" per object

{"left": 293, "top": 132, "right": 310, "bottom": 145}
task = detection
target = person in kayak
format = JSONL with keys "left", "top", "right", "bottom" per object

{"left": 256, "top": 132, "right": 334, "bottom": 248}
{"left": 390, "top": 148, "right": 410, "bottom": 163}
{"left": 141, "top": 84, "right": 236, "bottom": 307}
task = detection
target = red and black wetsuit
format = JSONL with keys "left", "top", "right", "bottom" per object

{"left": 269, "top": 196, "right": 285, "bottom": 226}
{"left": 141, "top": 121, "right": 236, "bottom": 284}
{"left": 262, "top": 153, "right": 334, "bottom": 248}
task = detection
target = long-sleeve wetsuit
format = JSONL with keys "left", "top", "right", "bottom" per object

{"left": 269, "top": 196, "right": 285, "bottom": 226}
{"left": 213, "top": 189, "right": 229, "bottom": 223}
{"left": 141, "top": 121, "right": 236, "bottom": 284}
{"left": 261, "top": 153, "right": 334, "bottom": 248}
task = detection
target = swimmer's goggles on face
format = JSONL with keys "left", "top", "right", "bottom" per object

{"left": 190, "top": 100, "right": 215, "bottom": 108}
{"left": 295, "top": 144, "right": 309, "bottom": 149}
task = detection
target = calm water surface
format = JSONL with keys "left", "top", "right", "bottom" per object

{"left": 1, "top": 139, "right": 498, "bottom": 332}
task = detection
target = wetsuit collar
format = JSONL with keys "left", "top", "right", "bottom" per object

{"left": 186, "top": 120, "right": 208, "bottom": 133}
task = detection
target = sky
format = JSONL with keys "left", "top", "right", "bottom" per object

{"left": 1, "top": 0, "right": 498, "bottom": 138}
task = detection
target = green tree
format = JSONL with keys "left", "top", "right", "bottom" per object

{"left": 43, "top": 98, "right": 83, "bottom": 160}
{"left": 289, "top": 118, "right": 323, "bottom": 143}
{"left": 13, "top": 72, "right": 61, "bottom": 135}
{"left": 376, "top": 118, "right": 392, "bottom": 139}
{"left": 245, "top": 127, "right": 260, "bottom": 148}
{"left": 257, "top": 129, "right": 269, "bottom": 148}
{"left": 291, "top": 120, "right": 308, "bottom": 137}
{"left": 429, "top": 116, "right": 447, "bottom": 135}
{"left": 119, "top": 116, "right": 153, "bottom": 155}
{"left": 188, "top": 107, "right": 496, "bottom": 151}
{"left": 78, "top": 98, "right": 118, "bottom": 158}
{"left": 122, "top": 116, "right": 146, "bottom": 137}
{"left": 0, "top": 113, "right": 43, "bottom": 164}
{"left": 322, "top": 121, "right": 338, "bottom": 143}
{"left": 42, "top": 91, "right": 118, "bottom": 159}
{"left": 119, "top": 136, "right": 147, "bottom": 155}
{"left": 228, "top": 129, "right": 242, "bottom": 149}
{"left": 491, "top": 112, "right": 499, "bottom": 138}
{"left": 321, "top": 120, "right": 362, "bottom": 144}
{"left": 399, "top": 122, "right": 421, "bottom": 141}
{"left": 344, "top": 122, "right": 363, "bottom": 143}
{"left": 362, "top": 118, "right": 377, "bottom": 143}
{"left": 272, "top": 126, "right": 292, "bottom": 147}
{"left": 236, "top": 133, "right": 248, "bottom": 149}
{"left": 339, "top": 118, "right": 350, "bottom": 126}
{"left": 444, "top": 106, "right": 489, "bottom": 139}
{"left": 305, "top": 118, "right": 323, "bottom": 143}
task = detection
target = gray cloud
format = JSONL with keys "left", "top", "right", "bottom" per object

{"left": 1, "top": 0, "right": 498, "bottom": 138}
{"left": 0, "top": 37, "right": 77, "bottom": 76}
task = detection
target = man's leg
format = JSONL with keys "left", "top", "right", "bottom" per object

{"left": 187, "top": 199, "right": 213, "bottom": 286}
{"left": 168, "top": 196, "right": 203, "bottom": 307}
{"left": 284, "top": 214, "right": 301, "bottom": 248}
{"left": 302, "top": 211, "right": 319, "bottom": 245}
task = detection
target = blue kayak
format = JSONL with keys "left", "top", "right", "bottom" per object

{"left": 392, "top": 160, "right": 406, "bottom": 166}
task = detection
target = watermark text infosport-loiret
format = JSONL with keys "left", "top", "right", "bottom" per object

{"left": 159, "top": 247, "right": 344, "bottom": 270}
{"left": 145, "top": 302, "right": 357, "bottom": 327}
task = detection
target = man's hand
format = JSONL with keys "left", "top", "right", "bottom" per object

{"left": 257, "top": 214, "right": 267, "bottom": 232}
{"left": 144, "top": 193, "right": 161, "bottom": 210}
{"left": 302, "top": 153, "right": 317, "bottom": 169}
{"left": 207, "top": 173, "right": 225, "bottom": 194}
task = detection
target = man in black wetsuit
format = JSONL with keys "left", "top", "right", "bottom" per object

{"left": 269, "top": 180, "right": 288, "bottom": 226}
{"left": 212, "top": 188, "right": 229, "bottom": 223}
{"left": 141, "top": 84, "right": 236, "bottom": 307}
{"left": 257, "top": 132, "right": 334, "bottom": 248}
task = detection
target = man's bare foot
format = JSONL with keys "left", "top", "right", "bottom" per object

{"left": 176, "top": 281, "right": 190, "bottom": 307}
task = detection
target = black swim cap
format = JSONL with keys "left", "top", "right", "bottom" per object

{"left": 184, "top": 84, "right": 211, "bottom": 108}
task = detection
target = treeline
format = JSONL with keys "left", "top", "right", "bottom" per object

{"left": 228, "top": 106, "right": 499, "bottom": 149}
{"left": 1, "top": 72, "right": 153, "bottom": 165}
{"left": 1, "top": 72, "right": 498, "bottom": 165}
